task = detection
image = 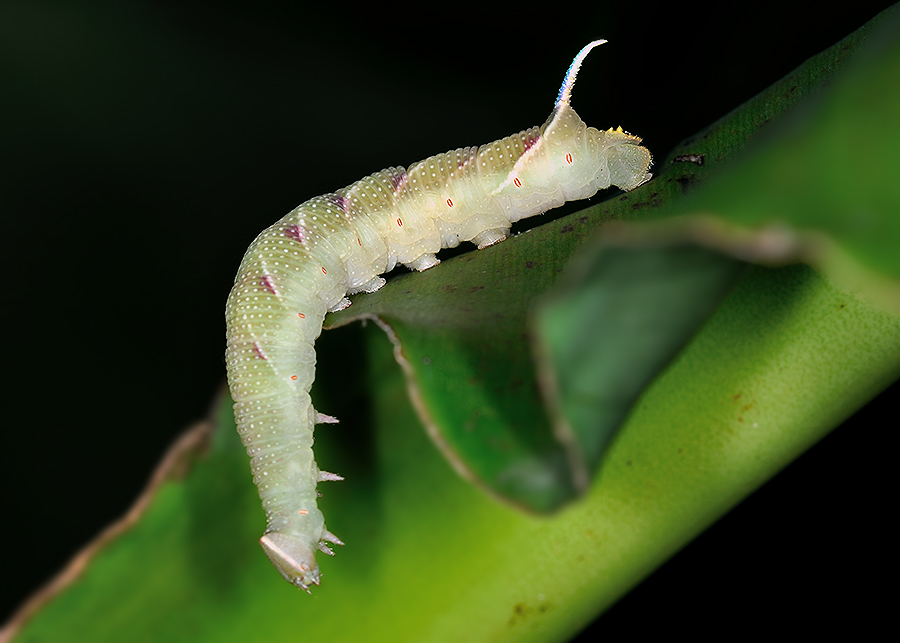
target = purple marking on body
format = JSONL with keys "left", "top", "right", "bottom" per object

{"left": 252, "top": 342, "right": 267, "bottom": 360}
{"left": 284, "top": 224, "right": 306, "bottom": 243}
{"left": 523, "top": 132, "right": 541, "bottom": 153}
{"left": 260, "top": 274, "right": 278, "bottom": 295}
{"left": 458, "top": 148, "right": 477, "bottom": 170}
{"left": 389, "top": 169, "right": 408, "bottom": 193}
{"left": 325, "top": 193, "right": 350, "bottom": 212}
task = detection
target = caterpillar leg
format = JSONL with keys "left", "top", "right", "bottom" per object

{"left": 405, "top": 253, "right": 440, "bottom": 272}
{"left": 348, "top": 275, "right": 387, "bottom": 295}
{"left": 328, "top": 297, "right": 352, "bottom": 312}
{"left": 314, "top": 411, "right": 340, "bottom": 425}
{"left": 473, "top": 228, "right": 509, "bottom": 249}
{"left": 315, "top": 469, "right": 343, "bottom": 498}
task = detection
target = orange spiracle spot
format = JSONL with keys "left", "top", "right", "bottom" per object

{"left": 446, "top": 198, "right": 454, "bottom": 208}
{"left": 290, "top": 375, "right": 298, "bottom": 381}
{"left": 513, "top": 177, "right": 522, "bottom": 188}
{"left": 321, "top": 267, "right": 327, "bottom": 274}
{"left": 298, "top": 312, "right": 306, "bottom": 319}
{"left": 565, "top": 153, "right": 573, "bottom": 165}
{"left": 396, "top": 218, "right": 403, "bottom": 227}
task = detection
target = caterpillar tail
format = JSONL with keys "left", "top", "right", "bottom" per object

{"left": 259, "top": 528, "right": 345, "bottom": 592}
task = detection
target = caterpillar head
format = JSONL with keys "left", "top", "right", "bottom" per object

{"left": 592, "top": 124, "right": 653, "bottom": 192}
{"left": 539, "top": 103, "right": 652, "bottom": 200}
{"left": 259, "top": 532, "right": 321, "bottom": 591}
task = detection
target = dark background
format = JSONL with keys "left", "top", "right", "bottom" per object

{"left": 1, "top": 0, "right": 895, "bottom": 637}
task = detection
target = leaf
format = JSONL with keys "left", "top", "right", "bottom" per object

{"left": 519, "top": 4, "right": 900, "bottom": 487}
{"left": 653, "top": 6, "right": 900, "bottom": 310}
{"left": 8, "top": 268, "right": 899, "bottom": 642}
{"left": 532, "top": 243, "right": 746, "bottom": 482}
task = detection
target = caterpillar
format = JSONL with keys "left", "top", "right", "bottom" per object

{"left": 224, "top": 40, "right": 652, "bottom": 591}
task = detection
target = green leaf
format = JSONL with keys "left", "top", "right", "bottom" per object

{"left": 532, "top": 243, "right": 746, "bottom": 481}
{"left": 9, "top": 269, "right": 899, "bottom": 641}
{"left": 654, "top": 6, "right": 900, "bottom": 310}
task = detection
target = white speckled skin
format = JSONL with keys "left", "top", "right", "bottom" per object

{"left": 224, "top": 41, "right": 652, "bottom": 590}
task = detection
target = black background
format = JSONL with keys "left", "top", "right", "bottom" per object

{"left": 1, "top": 1, "right": 896, "bottom": 638}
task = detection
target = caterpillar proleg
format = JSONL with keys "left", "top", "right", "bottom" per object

{"left": 225, "top": 40, "right": 652, "bottom": 591}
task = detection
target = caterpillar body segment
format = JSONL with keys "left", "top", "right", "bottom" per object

{"left": 224, "top": 40, "right": 652, "bottom": 590}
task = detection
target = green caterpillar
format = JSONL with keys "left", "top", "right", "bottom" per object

{"left": 225, "top": 40, "right": 652, "bottom": 591}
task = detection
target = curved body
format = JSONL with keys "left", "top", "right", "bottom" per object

{"left": 225, "top": 41, "right": 652, "bottom": 590}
